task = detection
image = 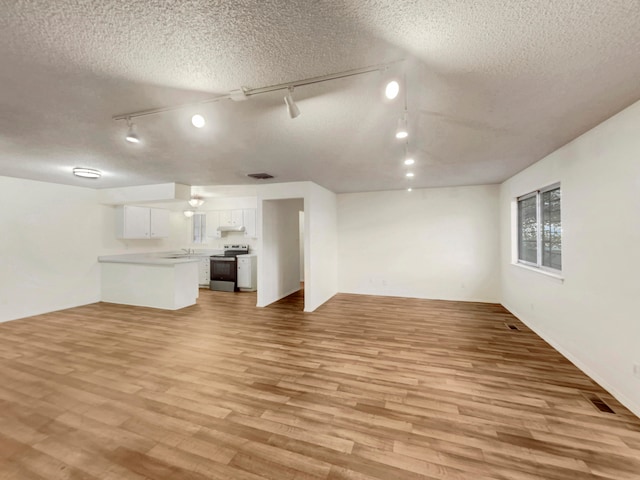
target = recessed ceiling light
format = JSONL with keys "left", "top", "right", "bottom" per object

{"left": 404, "top": 158, "right": 415, "bottom": 166}
{"left": 385, "top": 80, "right": 400, "bottom": 100}
{"left": 191, "top": 114, "right": 206, "bottom": 128}
{"left": 407, "top": 187, "right": 412, "bottom": 192}
{"left": 406, "top": 172, "right": 414, "bottom": 178}
{"left": 73, "top": 167, "right": 101, "bottom": 179}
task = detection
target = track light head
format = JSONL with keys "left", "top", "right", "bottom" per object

{"left": 284, "top": 87, "right": 300, "bottom": 119}
{"left": 125, "top": 118, "right": 140, "bottom": 144}
{"left": 395, "top": 113, "right": 408, "bottom": 139}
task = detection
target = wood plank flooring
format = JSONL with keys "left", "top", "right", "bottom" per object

{"left": 1, "top": 290, "right": 639, "bottom": 479}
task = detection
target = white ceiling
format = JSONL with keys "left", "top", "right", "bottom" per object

{"left": 1, "top": 0, "right": 639, "bottom": 193}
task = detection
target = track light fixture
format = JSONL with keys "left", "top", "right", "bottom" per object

{"left": 113, "top": 60, "right": 403, "bottom": 124}
{"left": 395, "top": 112, "right": 408, "bottom": 139}
{"left": 284, "top": 87, "right": 300, "bottom": 119}
{"left": 125, "top": 117, "right": 140, "bottom": 144}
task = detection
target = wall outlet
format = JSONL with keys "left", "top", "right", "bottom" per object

{"left": 634, "top": 363, "right": 640, "bottom": 379}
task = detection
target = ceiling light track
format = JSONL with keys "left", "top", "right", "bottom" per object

{"left": 112, "top": 60, "right": 404, "bottom": 121}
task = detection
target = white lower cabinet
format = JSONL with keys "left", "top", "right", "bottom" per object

{"left": 237, "top": 255, "right": 257, "bottom": 291}
{"left": 198, "top": 257, "right": 210, "bottom": 286}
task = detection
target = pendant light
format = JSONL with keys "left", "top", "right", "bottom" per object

{"left": 188, "top": 196, "right": 205, "bottom": 207}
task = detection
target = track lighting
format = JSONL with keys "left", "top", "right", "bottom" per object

{"left": 284, "top": 87, "right": 300, "bottom": 119}
{"left": 73, "top": 167, "right": 101, "bottom": 179}
{"left": 395, "top": 112, "right": 408, "bottom": 139}
{"left": 191, "top": 114, "right": 205, "bottom": 128}
{"left": 125, "top": 118, "right": 140, "bottom": 144}
{"left": 385, "top": 80, "right": 400, "bottom": 100}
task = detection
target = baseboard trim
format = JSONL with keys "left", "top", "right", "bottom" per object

{"left": 502, "top": 302, "right": 640, "bottom": 419}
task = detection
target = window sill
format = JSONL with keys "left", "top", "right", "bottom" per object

{"left": 510, "top": 262, "right": 564, "bottom": 283}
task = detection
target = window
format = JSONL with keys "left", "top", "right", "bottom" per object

{"left": 193, "top": 213, "right": 206, "bottom": 244}
{"left": 517, "top": 184, "right": 561, "bottom": 271}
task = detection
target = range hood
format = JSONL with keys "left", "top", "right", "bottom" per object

{"left": 217, "top": 225, "right": 246, "bottom": 233}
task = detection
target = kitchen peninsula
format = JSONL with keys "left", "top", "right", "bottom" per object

{"left": 98, "top": 253, "right": 200, "bottom": 310}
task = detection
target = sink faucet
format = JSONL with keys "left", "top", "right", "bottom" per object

{"left": 182, "top": 248, "right": 193, "bottom": 254}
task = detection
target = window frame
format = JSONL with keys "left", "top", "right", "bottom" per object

{"left": 517, "top": 182, "right": 561, "bottom": 273}
{"left": 192, "top": 212, "right": 206, "bottom": 244}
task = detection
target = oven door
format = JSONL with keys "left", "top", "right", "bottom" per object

{"left": 210, "top": 257, "right": 237, "bottom": 282}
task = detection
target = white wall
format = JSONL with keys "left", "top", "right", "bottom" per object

{"left": 500, "top": 98, "right": 640, "bottom": 417}
{"left": 338, "top": 185, "right": 500, "bottom": 302}
{"left": 305, "top": 182, "right": 338, "bottom": 311}
{"left": 257, "top": 198, "right": 303, "bottom": 307}
{"left": 0, "top": 176, "right": 102, "bottom": 322}
{"left": 257, "top": 181, "right": 338, "bottom": 312}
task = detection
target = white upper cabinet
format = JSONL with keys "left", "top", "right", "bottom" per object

{"left": 150, "top": 208, "right": 169, "bottom": 238}
{"left": 242, "top": 208, "right": 257, "bottom": 238}
{"left": 116, "top": 206, "right": 169, "bottom": 239}
{"left": 219, "top": 209, "right": 243, "bottom": 226}
{"left": 205, "top": 211, "right": 221, "bottom": 238}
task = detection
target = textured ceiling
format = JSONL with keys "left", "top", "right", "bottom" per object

{"left": 1, "top": 0, "right": 639, "bottom": 193}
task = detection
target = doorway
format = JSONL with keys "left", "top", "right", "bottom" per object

{"left": 257, "top": 198, "right": 305, "bottom": 309}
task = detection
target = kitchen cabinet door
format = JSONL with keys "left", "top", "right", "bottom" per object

{"left": 242, "top": 208, "right": 257, "bottom": 238}
{"left": 117, "top": 205, "right": 150, "bottom": 239}
{"left": 116, "top": 206, "right": 169, "bottom": 239}
{"left": 237, "top": 258, "right": 251, "bottom": 288}
{"left": 205, "top": 211, "right": 221, "bottom": 239}
{"left": 219, "top": 209, "right": 243, "bottom": 226}
{"left": 237, "top": 255, "right": 257, "bottom": 291}
{"left": 198, "top": 257, "right": 210, "bottom": 285}
{"left": 150, "top": 208, "right": 169, "bottom": 238}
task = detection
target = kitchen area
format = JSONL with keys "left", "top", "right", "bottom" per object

{"left": 97, "top": 185, "right": 259, "bottom": 310}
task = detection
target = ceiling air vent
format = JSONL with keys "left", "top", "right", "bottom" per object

{"left": 247, "top": 173, "right": 274, "bottom": 180}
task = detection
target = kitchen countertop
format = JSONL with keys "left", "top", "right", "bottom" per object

{"left": 98, "top": 252, "right": 209, "bottom": 266}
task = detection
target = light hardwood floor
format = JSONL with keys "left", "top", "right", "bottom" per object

{"left": 1, "top": 290, "right": 639, "bottom": 480}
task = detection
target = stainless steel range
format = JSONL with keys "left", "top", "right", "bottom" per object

{"left": 209, "top": 244, "right": 250, "bottom": 292}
